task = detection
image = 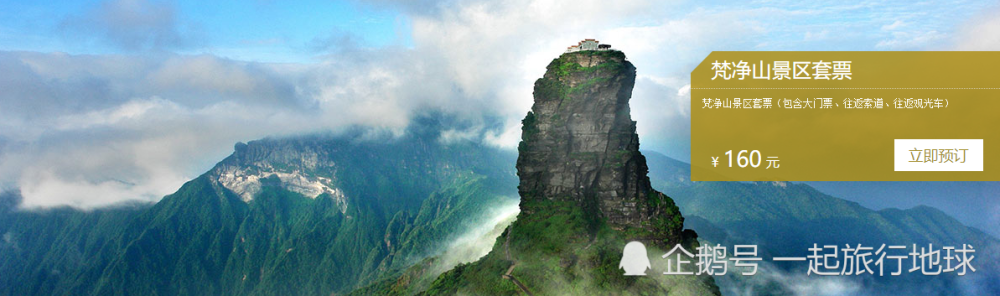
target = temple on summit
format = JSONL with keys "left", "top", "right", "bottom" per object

{"left": 565, "top": 38, "right": 613, "bottom": 53}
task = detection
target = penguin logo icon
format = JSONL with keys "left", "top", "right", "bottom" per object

{"left": 620, "top": 241, "right": 651, "bottom": 276}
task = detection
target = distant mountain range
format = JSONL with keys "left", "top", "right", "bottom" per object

{"left": 645, "top": 151, "right": 1000, "bottom": 295}
{"left": 0, "top": 130, "right": 519, "bottom": 296}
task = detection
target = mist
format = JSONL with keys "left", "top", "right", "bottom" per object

{"left": 430, "top": 197, "right": 521, "bottom": 274}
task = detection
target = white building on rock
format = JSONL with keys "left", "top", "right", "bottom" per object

{"left": 565, "top": 39, "right": 613, "bottom": 53}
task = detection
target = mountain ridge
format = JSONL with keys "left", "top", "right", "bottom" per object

{"left": 0, "top": 132, "right": 521, "bottom": 296}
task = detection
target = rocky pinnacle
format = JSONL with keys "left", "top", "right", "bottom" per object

{"left": 516, "top": 50, "right": 684, "bottom": 243}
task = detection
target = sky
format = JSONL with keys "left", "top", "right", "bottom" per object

{"left": 0, "top": 0, "right": 998, "bottom": 233}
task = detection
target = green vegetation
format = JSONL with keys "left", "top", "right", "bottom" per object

{"left": 520, "top": 111, "right": 538, "bottom": 141}
{"left": 0, "top": 134, "right": 520, "bottom": 296}
{"left": 420, "top": 246, "right": 519, "bottom": 295}
{"left": 0, "top": 200, "right": 147, "bottom": 296}
{"left": 535, "top": 50, "right": 628, "bottom": 102}
{"left": 568, "top": 76, "right": 610, "bottom": 94}
{"left": 603, "top": 149, "right": 633, "bottom": 169}
{"left": 569, "top": 151, "right": 598, "bottom": 162}
{"left": 421, "top": 196, "right": 717, "bottom": 295}
{"left": 533, "top": 75, "right": 566, "bottom": 101}
{"left": 563, "top": 49, "right": 627, "bottom": 60}
{"left": 552, "top": 57, "right": 584, "bottom": 77}
{"left": 518, "top": 111, "right": 538, "bottom": 154}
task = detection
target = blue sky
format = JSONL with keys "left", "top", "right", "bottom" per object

{"left": 0, "top": 0, "right": 999, "bottom": 234}
{"left": 3, "top": 0, "right": 994, "bottom": 62}
{"left": 0, "top": 0, "right": 408, "bottom": 62}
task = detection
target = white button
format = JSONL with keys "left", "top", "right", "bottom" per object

{"left": 894, "top": 139, "right": 984, "bottom": 171}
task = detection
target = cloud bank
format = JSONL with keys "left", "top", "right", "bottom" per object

{"left": 1, "top": 0, "right": 996, "bottom": 208}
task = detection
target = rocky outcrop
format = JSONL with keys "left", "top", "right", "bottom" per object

{"left": 208, "top": 140, "right": 348, "bottom": 212}
{"left": 517, "top": 50, "right": 684, "bottom": 243}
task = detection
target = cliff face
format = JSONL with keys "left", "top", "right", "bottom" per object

{"left": 517, "top": 50, "right": 683, "bottom": 242}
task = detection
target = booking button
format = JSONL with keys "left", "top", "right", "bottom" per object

{"left": 894, "top": 139, "right": 984, "bottom": 172}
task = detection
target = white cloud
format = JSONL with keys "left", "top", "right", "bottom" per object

{"left": 876, "top": 30, "right": 945, "bottom": 49}
{"left": 54, "top": 97, "right": 177, "bottom": 130}
{"left": 431, "top": 198, "right": 519, "bottom": 273}
{"left": 676, "top": 84, "right": 690, "bottom": 98}
{"left": 6, "top": 0, "right": 993, "bottom": 208}
{"left": 953, "top": 7, "right": 1000, "bottom": 50}
{"left": 881, "top": 20, "right": 905, "bottom": 31}
{"left": 438, "top": 127, "right": 482, "bottom": 144}
{"left": 804, "top": 30, "right": 829, "bottom": 41}
{"left": 720, "top": 261, "right": 863, "bottom": 296}
{"left": 483, "top": 119, "right": 522, "bottom": 149}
